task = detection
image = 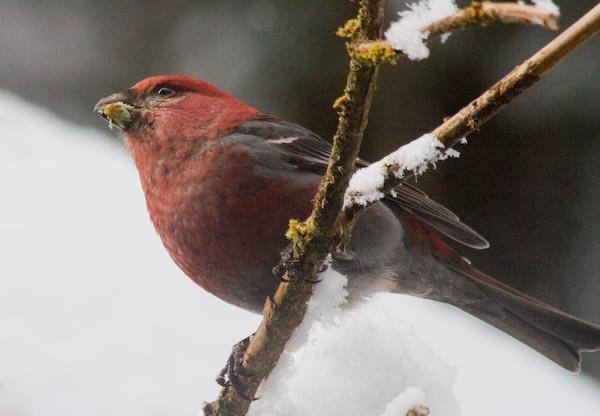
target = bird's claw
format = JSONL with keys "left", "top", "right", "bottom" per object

{"left": 304, "top": 276, "right": 322, "bottom": 284}
{"left": 273, "top": 248, "right": 323, "bottom": 284}
{"left": 216, "top": 336, "right": 259, "bottom": 401}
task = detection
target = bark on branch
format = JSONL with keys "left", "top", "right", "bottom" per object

{"left": 425, "top": 1, "right": 560, "bottom": 33}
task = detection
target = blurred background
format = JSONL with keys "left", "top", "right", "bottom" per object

{"left": 1, "top": 0, "right": 599, "bottom": 376}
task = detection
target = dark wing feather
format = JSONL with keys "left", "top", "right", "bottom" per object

{"left": 233, "top": 116, "right": 489, "bottom": 249}
{"left": 232, "top": 117, "right": 331, "bottom": 174}
{"left": 388, "top": 183, "right": 489, "bottom": 249}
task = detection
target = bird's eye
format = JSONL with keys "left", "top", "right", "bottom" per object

{"left": 155, "top": 86, "right": 176, "bottom": 96}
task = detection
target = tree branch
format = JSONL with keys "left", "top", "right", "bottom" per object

{"left": 425, "top": 1, "right": 560, "bottom": 34}
{"left": 344, "top": 2, "right": 600, "bottom": 220}
{"left": 203, "top": 1, "right": 386, "bottom": 414}
{"left": 203, "top": 2, "right": 600, "bottom": 415}
{"left": 349, "top": 1, "right": 560, "bottom": 64}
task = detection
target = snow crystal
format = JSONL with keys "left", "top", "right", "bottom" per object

{"left": 344, "top": 162, "right": 387, "bottom": 207}
{"left": 345, "top": 133, "right": 453, "bottom": 207}
{"left": 532, "top": 0, "right": 560, "bottom": 16}
{"left": 445, "top": 148, "right": 460, "bottom": 158}
{"left": 385, "top": 0, "right": 458, "bottom": 60}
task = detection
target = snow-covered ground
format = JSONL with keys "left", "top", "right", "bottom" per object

{"left": 1, "top": 91, "right": 599, "bottom": 415}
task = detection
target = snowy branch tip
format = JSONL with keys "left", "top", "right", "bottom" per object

{"left": 385, "top": 0, "right": 458, "bottom": 60}
{"left": 344, "top": 133, "right": 460, "bottom": 208}
{"left": 385, "top": 0, "right": 561, "bottom": 61}
{"left": 531, "top": 0, "right": 560, "bottom": 16}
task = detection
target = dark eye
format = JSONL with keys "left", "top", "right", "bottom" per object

{"left": 155, "top": 86, "right": 176, "bottom": 96}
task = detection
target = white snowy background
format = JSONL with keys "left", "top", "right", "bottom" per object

{"left": 2, "top": 92, "right": 600, "bottom": 416}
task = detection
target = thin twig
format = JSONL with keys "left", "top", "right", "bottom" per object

{"left": 349, "top": 1, "right": 560, "bottom": 64}
{"left": 425, "top": 1, "right": 560, "bottom": 35}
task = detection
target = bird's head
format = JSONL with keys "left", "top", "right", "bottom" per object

{"left": 94, "top": 75, "right": 259, "bottom": 145}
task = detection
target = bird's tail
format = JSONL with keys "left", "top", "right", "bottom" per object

{"left": 455, "top": 267, "right": 600, "bottom": 372}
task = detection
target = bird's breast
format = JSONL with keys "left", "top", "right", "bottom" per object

{"left": 140, "top": 145, "right": 317, "bottom": 311}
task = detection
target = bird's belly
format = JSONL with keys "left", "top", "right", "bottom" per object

{"left": 148, "top": 170, "right": 317, "bottom": 312}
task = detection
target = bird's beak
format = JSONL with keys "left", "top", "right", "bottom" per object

{"left": 94, "top": 92, "right": 139, "bottom": 132}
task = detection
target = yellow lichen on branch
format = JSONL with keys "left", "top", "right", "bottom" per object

{"left": 285, "top": 218, "right": 316, "bottom": 257}
{"left": 348, "top": 40, "right": 398, "bottom": 65}
{"left": 337, "top": 17, "right": 362, "bottom": 38}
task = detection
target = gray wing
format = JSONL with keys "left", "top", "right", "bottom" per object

{"left": 232, "top": 116, "right": 489, "bottom": 249}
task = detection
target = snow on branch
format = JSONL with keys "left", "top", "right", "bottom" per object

{"left": 345, "top": 133, "right": 459, "bottom": 207}
{"left": 385, "top": 0, "right": 459, "bottom": 60}
{"left": 343, "top": 2, "right": 599, "bottom": 217}
{"left": 531, "top": 0, "right": 560, "bottom": 16}
{"left": 348, "top": 1, "right": 560, "bottom": 63}
{"left": 387, "top": 0, "right": 561, "bottom": 60}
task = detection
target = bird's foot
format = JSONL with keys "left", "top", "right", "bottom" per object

{"left": 216, "top": 336, "right": 258, "bottom": 401}
{"left": 273, "top": 247, "right": 323, "bottom": 284}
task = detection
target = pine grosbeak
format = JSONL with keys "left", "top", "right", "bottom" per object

{"left": 95, "top": 75, "right": 600, "bottom": 371}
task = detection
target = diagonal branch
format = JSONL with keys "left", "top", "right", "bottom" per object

{"left": 343, "top": 2, "right": 600, "bottom": 220}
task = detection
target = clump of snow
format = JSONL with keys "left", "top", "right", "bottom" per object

{"left": 285, "top": 258, "right": 349, "bottom": 351}
{"left": 531, "top": 0, "right": 560, "bottom": 16}
{"left": 305, "top": 258, "right": 349, "bottom": 318}
{"left": 444, "top": 147, "right": 460, "bottom": 158}
{"left": 248, "top": 268, "right": 458, "bottom": 416}
{"left": 385, "top": 0, "right": 458, "bottom": 60}
{"left": 345, "top": 133, "right": 456, "bottom": 207}
{"left": 344, "top": 162, "right": 387, "bottom": 207}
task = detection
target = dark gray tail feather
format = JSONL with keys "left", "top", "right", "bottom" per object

{"left": 459, "top": 269, "right": 600, "bottom": 372}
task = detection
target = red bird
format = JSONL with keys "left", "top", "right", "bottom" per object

{"left": 95, "top": 75, "right": 600, "bottom": 372}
